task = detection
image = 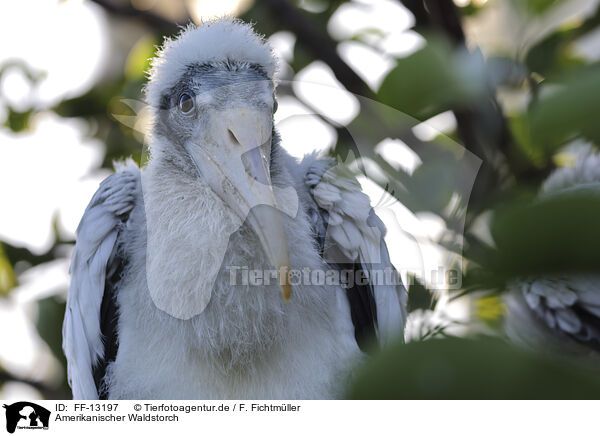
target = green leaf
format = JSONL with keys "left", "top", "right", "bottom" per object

{"left": 475, "top": 294, "right": 506, "bottom": 326}
{"left": 529, "top": 64, "right": 600, "bottom": 151}
{"left": 125, "top": 35, "right": 158, "bottom": 80}
{"left": 0, "top": 243, "right": 16, "bottom": 296}
{"left": 507, "top": 113, "right": 545, "bottom": 166}
{"left": 347, "top": 337, "right": 600, "bottom": 399}
{"left": 36, "top": 296, "right": 67, "bottom": 364}
{"left": 526, "top": 33, "right": 587, "bottom": 77}
{"left": 521, "top": 0, "right": 560, "bottom": 14}
{"left": 407, "top": 158, "right": 457, "bottom": 213}
{"left": 5, "top": 109, "right": 33, "bottom": 132}
{"left": 377, "top": 38, "right": 487, "bottom": 120}
{"left": 490, "top": 192, "right": 600, "bottom": 277}
{"left": 407, "top": 274, "right": 438, "bottom": 313}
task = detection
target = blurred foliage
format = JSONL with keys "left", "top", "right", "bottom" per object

{"left": 36, "top": 297, "right": 67, "bottom": 366}
{"left": 520, "top": 0, "right": 561, "bottom": 14}
{"left": 475, "top": 295, "right": 506, "bottom": 325}
{"left": 2, "top": 0, "right": 600, "bottom": 399}
{"left": 36, "top": 297, "right": 71, "bottom": 399}
{"left": 348, "top": 337, "right": 600, "bottom": 399}
{"left": 530, "top": 64, "right": 600, "bottom": 151}
{"left": 0, "top": 243, "right": 17, "bottom": 296}
{"left": 463, "top": 193, "right": 600, "bottom": 292}
{"left": 124, "top": 35, "right": 157, "bottom": 81}
{"left": 5, "top": 109, "right": 33, "bottom": 133}
{"left": 378, "top": 37, "right": 487, "bottom": 120}
{"left": 407, "top": 274, "right": 438, "bottom": 313}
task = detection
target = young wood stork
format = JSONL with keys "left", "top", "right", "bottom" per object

{"left": 63, "top": 18, "right": 407, "bottom": 399}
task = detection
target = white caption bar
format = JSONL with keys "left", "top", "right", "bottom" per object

{"left": 1, "top": 400, "right": 598, "bottom": 435}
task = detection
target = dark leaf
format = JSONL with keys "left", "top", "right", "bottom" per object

{"left": 347, "top": 337, "right": 600, "bottom": 399}
{"left": 407, "top": 274, "right": 438, "bottom": 312}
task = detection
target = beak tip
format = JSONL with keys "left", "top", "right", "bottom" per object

{"left": 282, "top": 283, "right": 292, "bottom": 302}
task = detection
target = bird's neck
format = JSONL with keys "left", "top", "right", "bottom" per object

{"left": 141, "top": 152, "right": 291, "bottom": 368}
{"left": 141, "top": 146, "right": 244, "bottom": 320}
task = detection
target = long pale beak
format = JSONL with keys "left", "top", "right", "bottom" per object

{"left": 187, "top": 108, "right": 292, "bottom": 301}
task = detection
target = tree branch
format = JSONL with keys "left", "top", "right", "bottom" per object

{"left": 90, "top": 0, "right": 185, "bottom": 33}
{"left": 92, "top": 0, "right": 372, "bottom": 100}
{"left": 400, "top": 0, "right": 514, "bottom": 207}
{"left": 260, "top": 0, "right": 374, "bottom": 99}
{"left": 0, "top": 370, "right": 67, "bottom": 399}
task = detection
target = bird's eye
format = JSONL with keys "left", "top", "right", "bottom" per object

{"left": 178, "top": 93, "right": 195, "bottom": 114}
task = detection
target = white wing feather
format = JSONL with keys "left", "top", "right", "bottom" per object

{"left": 62, "top": 162, "right": 140, "bottom": 399}
{"left": 306, "top": 158, "right": 407, "bottom": 344}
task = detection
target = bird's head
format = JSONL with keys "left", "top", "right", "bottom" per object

{"left": 145, "top": 19, "right": 291, "bottom": 299}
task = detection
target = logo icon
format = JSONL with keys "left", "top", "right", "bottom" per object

{"left": 2, "top": 402, "right": 50, "bottom": 434}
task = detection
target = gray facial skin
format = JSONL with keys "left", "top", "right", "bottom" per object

{"left": 152, "top": 60, "right": 291, "bottom": 300}
{"left": 155, "top": 61, "right": 274, "bottom": 150}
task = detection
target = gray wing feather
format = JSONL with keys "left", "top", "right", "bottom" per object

{"left": 367, "top": 211, "right": 408, "bottom": 344}
{"left": 62, "top": 161, "right": 140, "bottom": 399}
{"left": 302, "top": 155, "right": 407, "bottom": 345}
{"left": 519, "top": 275, "right": 600, "bottom": 347}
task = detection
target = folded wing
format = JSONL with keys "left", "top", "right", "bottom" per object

{"left": 303, "top": 156, "right": 407, "bottom": 349}
{"left": 62, "top": 162, "right": 140, "bottom": 399}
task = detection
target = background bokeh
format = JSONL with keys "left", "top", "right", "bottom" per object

{"left": 1, "top": 0, "right": 600, "bottom": 399}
